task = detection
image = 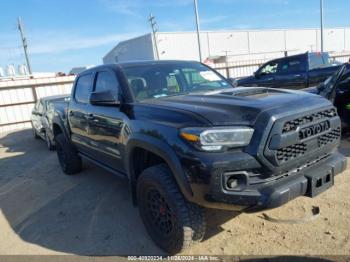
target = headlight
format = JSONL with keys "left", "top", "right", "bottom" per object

{"left": 180, "top": 127, "right": 254, "bottom": 151}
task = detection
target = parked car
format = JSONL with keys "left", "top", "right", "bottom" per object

{"left": 305, "top": 63, "right": 350, "bottom": 127}
{"left": 236, "top": 52, "right": 342, "bottom": 90}
{"left": 31, "top": 95, "right": 70, "bottom": 150}
{"left": 51, "top": 61, "right": 346, "bottom": 254}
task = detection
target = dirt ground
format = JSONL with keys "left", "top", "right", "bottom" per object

{"left": 0, "top": 129, "right": 349, "bottom": 256}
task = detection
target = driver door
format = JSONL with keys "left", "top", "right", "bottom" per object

{"left": 87, "top": 70, "right": 127, "bottom": 173}
{"left": 334, "top": 69, "right": 350, "bottom": 124}
{"left": 255, "top": 60, "right": 279, "bottom": 87}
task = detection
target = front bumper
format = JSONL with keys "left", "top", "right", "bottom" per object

{"left": 188, "top": 152, "right": 347, "bottom": 212}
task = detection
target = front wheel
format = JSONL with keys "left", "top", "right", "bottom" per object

{"left": 137, "top": 164, "right": 206, "bottom": 254}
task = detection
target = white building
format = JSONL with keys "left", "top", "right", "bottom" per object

{"left": 103, "top": 27, "right": 350, "bottom": 64}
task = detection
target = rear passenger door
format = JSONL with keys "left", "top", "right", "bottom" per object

{"left": 275, "top": 57, "right": 307, "bottom": 89}
{"left": 69, "top": 73, "right": 94, "bottom": 154}
{"left": 87, "top": 70, "right": 127, "bottom": 173}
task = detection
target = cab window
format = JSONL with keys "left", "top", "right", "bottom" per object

{"left": 279, "top": 58, "right": 305, "bottom": 74}
{"left": 74, "top": 74, "right": 93, "bottom": 103}
{"left": 94, "top": 71, "right": 119, "bottom": 94}
{"left": 259, "top": 62, "right": 278, "bottom": 75}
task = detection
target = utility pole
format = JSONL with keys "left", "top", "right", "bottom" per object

{"left": 148, "top": 14, "right": 160, "bottom": 60}
{"left": 17, "top": 17, "right": 32, "bottom": 74}
{"left": 194, "top": 0, "right": 202, "bottom": 62}
{"left": 320, "top": 0, "right": 324, "bottom": 53}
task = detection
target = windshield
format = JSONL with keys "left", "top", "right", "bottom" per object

{"left": 122, "top": 62, "right": 232, "bottom": 101}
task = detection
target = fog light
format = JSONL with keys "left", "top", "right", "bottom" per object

{"left": 226, "top": 178, "right": 238, "bottom": 189}
{"left": 223, "top": 171, "right": 249, "bottom": 191}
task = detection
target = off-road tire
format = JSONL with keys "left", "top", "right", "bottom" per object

{"left": 55, "top": 133, "right": 82, "bottom": 175}
{"left": 137, "top": 164, "right": 206, "bottom": 254}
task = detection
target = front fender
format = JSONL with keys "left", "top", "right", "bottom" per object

{"left": 125, "top": 134, "right": 193, "bottom": 203}
{"left": 51, "top": 114, "right": 70, "bottom": 141}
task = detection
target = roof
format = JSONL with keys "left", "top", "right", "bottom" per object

{"left": 116, "top": 60, "right": 198, "bottom": 67}
{"left": 102, "top": 33, "right": 152, "bottom": 61}
{"left": 79, "top": 60, "right": 200, "bottom": 76}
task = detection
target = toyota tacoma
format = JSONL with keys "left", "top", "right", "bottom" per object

{"left": 51, "top": 61, "right": 347, "bottom": 254}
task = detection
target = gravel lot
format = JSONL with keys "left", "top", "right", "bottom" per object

{"left": 0, "top": 129, "right": 349, "bottom": 256}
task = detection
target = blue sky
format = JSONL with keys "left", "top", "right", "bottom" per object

{"left": 1, "top": 0, "right": 349, "bottom": 73}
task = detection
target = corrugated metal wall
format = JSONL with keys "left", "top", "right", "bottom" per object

{"left": 0, "top": 76, "right": 75, "bottom": 133}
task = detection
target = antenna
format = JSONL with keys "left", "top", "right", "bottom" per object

{"left": 17, "top": 17, "right": 33, "bottom": 74}
{"left": 148, "top": 13, "right": 160, "bottom": 60}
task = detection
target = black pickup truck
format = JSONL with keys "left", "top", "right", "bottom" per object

{"left": 236, "top": 52, "right": 342, "bottom": 90}
{"left": 51, "top": 60, "right": 346, "bottom": 254}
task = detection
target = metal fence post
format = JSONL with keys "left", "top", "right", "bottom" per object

{"left": 31, "top": 85, "right": 38, "bottom": 103}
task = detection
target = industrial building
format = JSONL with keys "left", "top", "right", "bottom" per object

{"left": 103, "top": 27, "right": 350, "bottom": 64}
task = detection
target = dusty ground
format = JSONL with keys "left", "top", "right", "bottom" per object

{"left": 0, "top": 129, "right": 349, "bottom": 256}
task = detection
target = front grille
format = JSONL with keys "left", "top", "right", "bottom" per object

{"left": 250, "top": 153, "right": 331, "bottom": 185}
{"left": 276, "top": 143, "right": 307, "bottom": 163}
{"left": 318, "top": 127, "right": 341, "bottom": 147}
{"left": 261, "top": 106, "right": 340, "bottom": 173}
{"left": 282, "top": 108, "right": 337, "bottom": 133}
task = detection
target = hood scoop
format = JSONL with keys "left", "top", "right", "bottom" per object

{"left": 219, "top": 87, "right": 284, "bottom": 99}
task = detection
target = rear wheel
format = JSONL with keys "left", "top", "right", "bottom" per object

{"left": 55, "top": 133, "right": 82, "bottom": 175}
{"left": 137, "top": 164, "right": 206, "bottom": 254}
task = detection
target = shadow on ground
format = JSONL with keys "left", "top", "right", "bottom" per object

{"left": 0, "top": 129, "right": 237, "bottom": 255}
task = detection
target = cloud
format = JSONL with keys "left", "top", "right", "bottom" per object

{"left": 26, "top": 30, "right": 142, "bottom": 55}
{"left": 0, "top": 29, "right": 143, "bottom": 70}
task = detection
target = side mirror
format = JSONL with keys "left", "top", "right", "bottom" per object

{"left": 89, "top": 90, "right": 120, "bottom": 106}
{"left": 254, "top": 71, "right": 260, "bottom": 78}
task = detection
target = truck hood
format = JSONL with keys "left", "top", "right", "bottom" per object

{"left": 141, "top": 87, "right": 330, "bottom": 126}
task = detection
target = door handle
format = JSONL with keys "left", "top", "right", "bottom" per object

{"left": 294, "top": 74, "right": 302, "bottom": 77}
{"left": 85, "top": 114, "right": 95, "bottom": 120}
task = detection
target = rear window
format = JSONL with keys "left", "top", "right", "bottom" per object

{"left": 74, "top": 74, "right": 92, "bottom": 103}
{"left": 308, "top": 53, "right": 332, "bottom": 70}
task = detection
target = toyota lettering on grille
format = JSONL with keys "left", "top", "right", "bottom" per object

{"left": 299, "top": 121, "right": 330, "bottom": 140}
